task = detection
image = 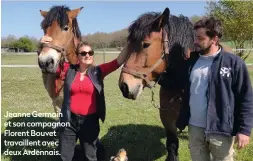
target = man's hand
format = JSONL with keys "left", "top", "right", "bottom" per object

{"left": 235, "top": 133, "right": 250, "bottom": 150}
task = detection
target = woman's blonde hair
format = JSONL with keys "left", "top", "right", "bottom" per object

{"left": 76, "top": 41, "right": 96, "bottom": 66}
{"left": 76, "top": 41, "right": 93, "bottom": 55}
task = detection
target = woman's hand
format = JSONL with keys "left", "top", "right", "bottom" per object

{"left": 37, "top": 35, "right": 53, "bottom": 54}
{"left": 40, "top": 35, "right": 53, "bottom": 44}
{"left": 116, "top": 43, "right": 129, "bottom": 66}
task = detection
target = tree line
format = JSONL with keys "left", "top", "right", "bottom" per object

{"left": 2, "top": 1, "right": 253, "bottom": 58}
{"left": 1, "top": 15, "right": 200, "bottom": 52}
{"left": 1, "top": 35, "right": 38, "bottom": 52}
{"left": 1, "top": 29, "right": 128, "bottom": 52}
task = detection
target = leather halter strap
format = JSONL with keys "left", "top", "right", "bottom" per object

{"left": 41, "top": 43, "right": 65, "bottom": 54}
{"left": 40, "top": 42, "right": 71, "bottom": 66}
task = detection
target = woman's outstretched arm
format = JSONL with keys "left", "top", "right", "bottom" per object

{"left": 99, "top": 44, "right": 129, "bottom": 78}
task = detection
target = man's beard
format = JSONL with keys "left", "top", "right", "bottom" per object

{"left": 196, "top": 43, "right": 212, "bottom": 55}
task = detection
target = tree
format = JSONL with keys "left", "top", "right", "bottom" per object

{"left": 206, "top": 1, "right": 253, "bottom": 59}
{"left": 23, "top": 35, "right": 39, "bottom": 48}
{"left": 1, "top": 35, "right": 37, "bottom": 52}
{"left": 20, "top": 37, "right": 36, "bottom": 52}
{"left": 190, "top": 15, "right": 203, "bottom": 24}
{"left": 10, "top": 37, "right": 36, "bottom": 52}
{"left": 1, "top": 35, "right": 17, "bottom": 48}
{"left": 82, "top": 28, "right": 128, "bottom": 49}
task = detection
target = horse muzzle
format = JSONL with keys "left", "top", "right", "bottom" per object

{"left": 119, "top": 81, "right": 143, "bottom": 100}
{"left": 38, "top": 53, "right": 59, "bottom": 74}
{"left": 38, "top": 59, "right": 58, "bottom": 74}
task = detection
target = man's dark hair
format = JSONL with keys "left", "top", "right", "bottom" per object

{"left": 194, "top": 17, "right": 222, "bottom": 39}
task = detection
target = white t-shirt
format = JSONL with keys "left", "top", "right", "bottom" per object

{"left": 189, "top": 48, "right": 221, "bottom": 128}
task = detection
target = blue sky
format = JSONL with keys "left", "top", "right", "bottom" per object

{"left": 2, "top": 1, "right": 208, "bottom": 39}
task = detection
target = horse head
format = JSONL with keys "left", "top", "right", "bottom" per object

{"left": 38, "top": 5, "right": 83, "bottom": 73}
{"left": 118, "top": 8, "right": 195, "bottom": 100}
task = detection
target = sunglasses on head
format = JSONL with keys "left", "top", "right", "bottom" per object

{"left": 79, "top": 51, "right": 94, "bottom": 56}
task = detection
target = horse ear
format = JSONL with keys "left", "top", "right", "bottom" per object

{"left": 152, "top": 7, "right": 170, "bottom": 30}
{"left": 68, "top": 7, "right": 84, "bottom": 19}
{"left": 40, "top": 10, "right": 48, "bottom": 17}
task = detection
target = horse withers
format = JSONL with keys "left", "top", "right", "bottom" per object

{"left": 37, "top": 6, "right": 83, "bottom": 115}
{"left": 118, "top": 8, "right": 196, "bottom": 161}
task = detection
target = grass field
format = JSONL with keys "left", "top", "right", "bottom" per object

{"left": 2, "top": 51, "right": 253, "bottom": 65}
{"left": 1, "top": 54, "right": 253, "bottom": 161}
{"left": 1, "top": 52, "right": 119, "bottom": 65}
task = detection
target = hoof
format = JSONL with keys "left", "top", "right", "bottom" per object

{"left": 165, "top": 155, "right": 179, "bottom": 161}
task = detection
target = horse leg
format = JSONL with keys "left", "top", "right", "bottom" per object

{"left": 52, "top": 95, "right": 63, "bottom": 117}
{"left": 159, "top": 87, "right": 181, "bottom": 161}
{"left": 42, "top": 73, "right": 62, "bottom": 116}
{"left": 165, "top": 128, "right": 179, "bottom": 161}
{"left": 160, "top": 112, "right": 179, "bottom": 161}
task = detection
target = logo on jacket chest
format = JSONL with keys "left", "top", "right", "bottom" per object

{"left": 220, "top": 67, "right": 231, "bottom": 77}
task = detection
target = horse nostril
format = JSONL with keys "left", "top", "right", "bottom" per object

{"left": 45, "top": 58, "right": 54, "bottom": 68}
{"left": 45, "top": 61, "right": 49, "bottom": 68}
{"left": 120, "top": 82, "right": 129, "bottom": 98}
{"left": 50, "top": 58, "right": 54, "bottom": 64}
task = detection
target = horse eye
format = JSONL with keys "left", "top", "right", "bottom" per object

{"left": 143, "top": 43, "right": 150, "bottom": 49}
{"left": 63, "top": 26, "right": 69, "bottom": 31}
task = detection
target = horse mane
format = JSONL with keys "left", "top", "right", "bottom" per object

{"left": 41, "top": 5, "right": 82, "bottom": 39}
{"left": 128, "top": 11, "right": 196, "bottom": 89}
{"left": 128, "top": 12, "right": 162, "bottom": 42}
{"left": 128, "top": 12, "right": 195, "bottom": 53}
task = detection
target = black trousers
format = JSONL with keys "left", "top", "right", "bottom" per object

{"left": 59, "top": 113, "right": 105, "bottom": 161}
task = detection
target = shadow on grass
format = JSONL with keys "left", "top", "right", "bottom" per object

{"left": 1, "top": 116, "right": 61, "bottom": 161}
{"left": 100, "top": 124, "right": 166, "bottom": 161}
{"left": 66, "top": 124, "right": 167, "bottom": 161}
{"left": 2, "top": 118, "right": 170, "bottom": 161}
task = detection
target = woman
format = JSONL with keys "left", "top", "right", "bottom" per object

{"left": 39, "top": 36, "right": 129, "bottom": 161}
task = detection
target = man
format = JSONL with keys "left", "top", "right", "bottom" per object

{"left": 176, "top": 17, "right": 253, "bottom": 161}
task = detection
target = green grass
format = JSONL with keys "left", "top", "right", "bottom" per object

{"left": 245, "top": 55, "right": 253, "bottom": 64}
{"left": 2, "top": 51, "right": 253, "bottom": 65}
{"left": 1, "top": 54, "right": 253, "bottom": 161}
{"left": 1, "top": 52, "right": 119, "bottom": 65}
{"left": 1, "top": 54, "right": 38, "bottom": 65}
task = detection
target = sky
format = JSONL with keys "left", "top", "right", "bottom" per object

{"left": 1, "top": 1, "right": 208, "bottom": 39}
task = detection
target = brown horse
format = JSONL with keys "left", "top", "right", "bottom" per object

{"left": 118, "top": 8, "right": 233, "bottom": 161}
{"left": 38, "top": 6, "right": 83, "bottom": 115}
{"left": 118, "top": 8, "right": 195, "bottom": 161}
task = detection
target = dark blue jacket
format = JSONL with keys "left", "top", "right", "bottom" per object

{"left": 176, "top": 48, "right": 253, "bottom": 136}
{"left": 60, "top": 64, "right": 106, "bottom": 123}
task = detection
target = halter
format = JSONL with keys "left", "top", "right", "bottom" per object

{"left": 40, "top": 43, "right": 70, "bottom": 65}
{"left": 121, "top": 29, "right": 169, "bottom": 88}
{"left": 120, "top": 29, "right": 182, "bottom": 110}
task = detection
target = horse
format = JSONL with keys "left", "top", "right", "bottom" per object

{"left": 118, "top": 7, "right": 233, "bottom": 161}
{"left": 118, "top": 8, "right": 196, "bottom": 161}
{"left": 37, "top": 6, "right": 83, "bottom": 115}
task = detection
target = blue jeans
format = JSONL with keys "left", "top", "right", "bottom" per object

{"left": 59, "top": 113, "right": 105, "bottom": 161}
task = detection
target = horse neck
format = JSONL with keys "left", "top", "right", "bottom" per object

{"left": 66, "top": 39, "right": 78, "bottom": 64}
